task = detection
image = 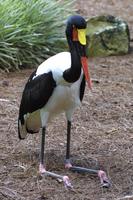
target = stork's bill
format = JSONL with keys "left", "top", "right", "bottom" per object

{"left": 73, "top": 27, "right": 92, "bottom": 90}
{"left": 77, "top": 29, "right": 86, "bottom": 45}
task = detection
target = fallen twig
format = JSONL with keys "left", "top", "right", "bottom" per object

{"left": 117, "top": 194, "right": 133, "bottom": 199}
{"left": 0, "top": 98, "right": 10, "bottom": 102}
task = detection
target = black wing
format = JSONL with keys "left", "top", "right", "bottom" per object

{"left": 18, "top": 71, "right": 56, "bottom": 125}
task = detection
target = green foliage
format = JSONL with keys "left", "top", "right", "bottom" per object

{"left": 0, "top": 0, "right": 74, "bottom": 71}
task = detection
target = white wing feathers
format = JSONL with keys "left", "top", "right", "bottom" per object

{"left": 33, "top": 52, "right": 71, "bottom": 85}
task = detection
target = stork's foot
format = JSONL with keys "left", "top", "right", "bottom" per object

{"left": 39, "top": 163, "right": 73, "bottom": 189}
{"left": 65, "top": 159, "right": 73, "bottom": 169}
{"left": 69, "top": 165, "right": 111, "bottom": 188}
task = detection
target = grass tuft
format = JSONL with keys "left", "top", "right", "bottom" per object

{"left": 0, "top": 0, "right": 74, "bottom": 71}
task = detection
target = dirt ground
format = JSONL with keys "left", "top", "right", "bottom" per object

{"left": 0, "top": 0, "right": 133, "bottom": 199}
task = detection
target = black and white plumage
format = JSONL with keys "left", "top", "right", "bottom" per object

{"left": 18, "top": 15, "right": 96, "bottom": 188}
{"left": 18, "top": 52, "right": 87, "bottom": 137}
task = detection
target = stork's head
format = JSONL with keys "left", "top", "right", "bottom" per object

{"left": 66, "top": 15, "right": 87, "bottom": 45}
{"left": 66, "top": 15, "right": 92, "bottom": 89}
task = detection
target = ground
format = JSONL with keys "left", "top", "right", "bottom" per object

{"left": 0, "top": 0, "right": 133, "bottom": 199}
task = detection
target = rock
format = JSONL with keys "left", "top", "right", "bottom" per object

{"left": 86, "top": 15, "right": 130, "bottom": 57}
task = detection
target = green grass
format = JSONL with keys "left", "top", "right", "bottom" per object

{"left": 0, "top": 0, "right": 74, "bottom": 71}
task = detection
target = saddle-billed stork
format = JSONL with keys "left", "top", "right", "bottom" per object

{"left": 18, "top": 15, "right": 110, "bottom": 188}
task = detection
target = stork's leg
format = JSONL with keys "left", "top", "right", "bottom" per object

{"left": 65, "top": 121, "right": 73, "bottom": 169}
{"left": 65, "top": 122, "right": 111, "bottom": 188}
{"left": 39, "top": 127, "right": 46, "bottom": 173}
{"left": 39, "top": 127, "right": 73, "bottom": 189}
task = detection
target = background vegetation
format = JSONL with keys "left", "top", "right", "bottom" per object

{"left": 0, "top": 0, "right": 74, "bottom": 71}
